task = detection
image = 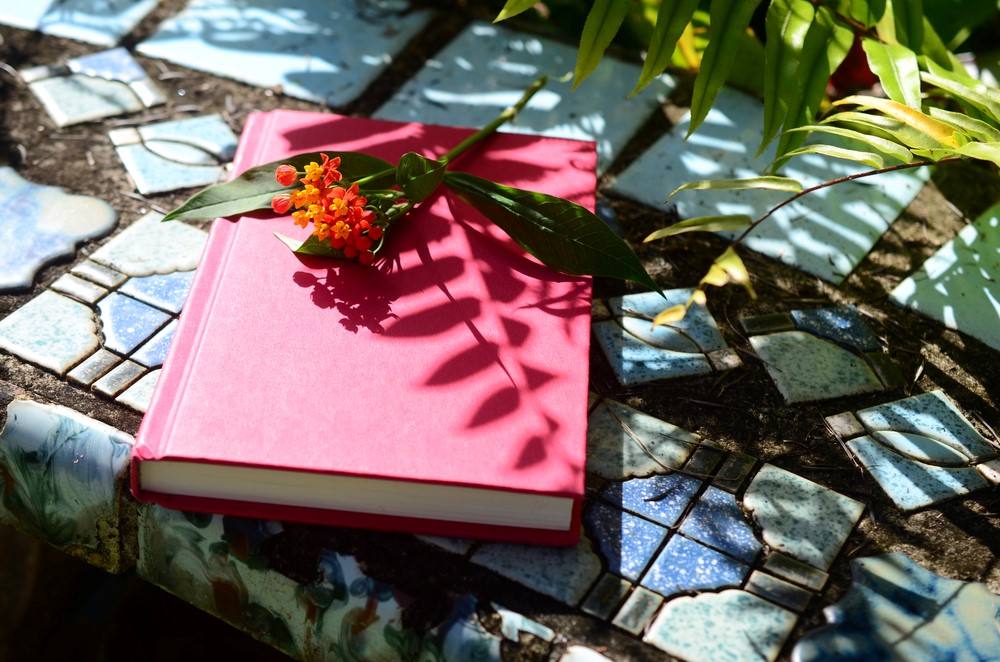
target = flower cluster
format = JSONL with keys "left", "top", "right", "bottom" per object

{"left": 271, "top": 154, "right": 384, "bottom": 265}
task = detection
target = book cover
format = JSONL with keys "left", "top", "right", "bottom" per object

{"left": 131, "top": 110, "right": 596, "bottom": 545}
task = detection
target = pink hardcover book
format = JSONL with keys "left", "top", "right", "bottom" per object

{"left": 131, "top": 110, "right": 595, "bottom": 545}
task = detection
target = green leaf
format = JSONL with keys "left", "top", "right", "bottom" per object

{"left": 631, "top": 0, "right": 700, "bottom": 96}
{"left": 687, "top": 0, "right": 763, "bottom": 137}
{"left": 274, "top": 233, "right": 344, "bottom": 258}
{"left": 927, "top": 107, "right": 1000, "bottom": 143}
{"left": 395, "top": 152, "right": 446, "bottom": 203}
{"left": 832, "top": 0, "right": 885, "bottom": 27}
{"left": 162, "top": 151, "right": 395, "bottom": 223}
{"left": 780, "top": 142, "right": 886, "bottom": 169}
{"left": 494, "top": 0, "right": 538, "bottom": 22}
{"left": 443, "top": 171, "right": 660, "bottom": 292}
{"left": 921, "top": 61, "right": 1000, "bottom": 123}
{"left": 879, "top": 0, "right": 923, "bottom": 51}
{"left": 787, "top": 124, "right": 915, "bottom": 163}
{"left": 824, "top": 110, "right": 950, "bottom": 149}
{"left": 644, "top": 214, "right": 752, "bottom": 242}
{"left": 666, "top": 176, "right": 803, "bottom": 204}
{"left": 573, "top": 0, "right": 631, "bottom": 89}
{"left": 955, "top": 142, "right": 1000, "bottom": 168}
{"left": 910, "top": 147, "right": 962, "bottom": 161}
{"left": 760, "top": 0, "right": 815, "bottom": 154}
{"left": 917, "top": 16, "right": 968, "bottom": 72}
{"left": 833, "top": 95, "right": 964, "bottom": 147}
{"left": 861, "top": 38, "right": 922, "bottom": 108}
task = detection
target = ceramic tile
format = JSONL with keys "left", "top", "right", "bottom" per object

{"left": 559, "top": 646, "right": 614, "bottom": 662}
{"left": 71, "top": 259, "right": 127, "bottom": 288}
{"left": 744, "top": 464, "right": 864, "bottom": 570}
{"left": 740, "top": 312, "right": 796, "bottom": 335}
{"left": 35, "top": 0, "right": 157, "bottom": 45}
{"left": 891, "top": 201, "right": 1000, "bottom": 351}
{"left": 749, "top": 331, "right": 884, "bottom": 403}
{"left": 678, "top": 486, "right": 762, "bottom": 563}
{"left": 644, "top": 589, "right": 798, "bottom": 662}
{"left": 580, "top": 573, "right": 631, "bottom": 618}
{"left": 111, "top": 115, "right": 238, "bottom": 194}
{"left": 846, "top": 436, "right": 989, "bottom": 510}
{"left": 978, "top": 458, "right": 1000, "bottom": 484}
{"left": 762, "top": 552, "right": 829, "bottom": 592}
{"left": 641, "top": 534, "right": 750, "bottom": 597}
{"left": 612, "top": 587, "right": 663, "bottom": 635}
{"left": 97, "top": 292, "right": 171, "bottom": 355}
{"left": 745, "top": 571, "right": 813, "bottom": 612}
{"left": 137, "top": 0, "right": 433, "bottom": 106}
{"left": 494, "top": 603, "right": 555, "bottom": 642}
{"left": 67, "top": 348, "right": 121, "bottom": 386}
{"left": 117, "top": 369, "right": 159, "bottom": 412}
{"left": 592, "top": 320, "right": 713, "bottom": 384}
{"left": 130, "top": 320, "right": 177, "bottom": 368}
{"left": 793, "top": 553, "right": 1000, "bottom": 662}
{"left": 0, "top": 290, "right": 100, "bottom": 375}
{"left": 433, "top": 595, "right": 502, "bottom": 660}
{"left": 375, "top": 22, "right": 674, "bottom": 174}
{"left": 712, "top": 452, "right": 757, "bottom": 493}
{"left": 825, "top": 411, "right": 867, "bottom": 440}
{"left": 600, "top": 473, "right": 702, "bottom": 528}
{"left": 0, "top": 167, "right": 116, "bottom": 291}
{"left": 50, "top": 273, "right": 108, "bottom": 304}
{"left": 22, "top": 48, "right": 164, "bottom": 126}
{"left": 93, "top": 360, "right": 145, "bottom": 398}
{"left": 585, "top": 502, "right": 667, "bottom": 581}
{"left": 684, "top": 446, "right": 726, "bottom": 478}
{"left": 790, "top": 306, "right": 882, "bottom": 352}
{"left": 470, "top": 533, "right": 602, "bottom": 605}
{"left": 586, "top": 400, "right": 701, "bottom": 479}
{"left": 120, "top": 270, "right": 196, "bottom": 314}
{"left": 90, "top": 212, "right": 207, "bottom": 277}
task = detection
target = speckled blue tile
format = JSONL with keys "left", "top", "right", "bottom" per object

{"left": 593, "top": 320, "right": 713, "bottom": 384}
{"left": 791, "top": 306, "right": 882, "bottom": 352}
{"left": 93, "top": 360, "right": 145, "bottom": 398}
{"left": 609, "top": 86, "right": 929, "bottom": 284}
{"left": 678, "top": 486, "right": 761, "bottom": 563}
{"left": 0, "top": 0, "right": 156, "bottom": 45}
{"left": 21, "top": 48, "right": 164, "bottom": 126}
{"left": 120, "top": 270, "right": 196, "bottom": 314}
{"left": 0, "top": 167, "right": 116, "bottom": 291}
{"left": 90, "top": 212, "right": 207, "bottom": 277}
{"left": 137, "top": 0, "right": 433, "bottom": 107}
{"left": 612, "top": 587, "right": 664, "bottom": 635}
{"left": 97, "top": 292, "right": 170, "bottom": 356}
{"left": 67, "top": 348, "right": 121, "bottom": 386}
{"left": 744, "top": 464, "right": 864, "bottom": 570}
{"left": 745, "top": 571, "right": 813, "bottom": 612}
{"left": 374, "top": 22, "right": 675, "bottom": 174}
{"left": 642, "top": 534, "right": 750, "bottom": 598}
{"left": 580, "top": 573, "right": 631, "bottom": 619}
{"left": 71, "top": 259, "right": 127, "bottom": 288}
{"left": 131, "top": 320, "right": 175, "bottom": 368}
{"left": 586, "top": 502, "right": 667, "bottom": 582}
{"left": 645, "top": 589, "right": 798, "bottom": 662}
{"left": 749, "top": 331, "right": 884, "bottom": 403}
{"left": 891, "top": 201, "right": 1000, "bottom": 351}
{"left": 0, "top": 291, "right": 100, "bottom": 375}
{"left": 586, "top": 400, "right": 702, "bottom": 479}
{"left": 601, "top": 473, "right": 703, "bottom": 528}
{"left": 50, "top": 273, "right": 108, "bottom": 304}
{"left": 793, "top": 553, "right": 1000, "bottom": 662}
{"left": 610, "top": 290, "right": 729, "bottom": 352}
{"left": 470, "top": 533, "right": 602, "bottom": 605}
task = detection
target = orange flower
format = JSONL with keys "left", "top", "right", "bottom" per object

{"left": 301, "top": 153, "right": 342, "bottom": 187}
{"left": 271, "top": 193, "right": 292, "bottom": 214}
{"left": 275, "top": 164, "right": 297, "bottom": 186}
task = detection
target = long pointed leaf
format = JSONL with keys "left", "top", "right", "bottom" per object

{"left": 831, "top": 0, "right": 886, "bottom": 27}
{"left": 824, "top": 110, "right": 950, "bottom": 149}
{"left": 687, "top": 0, "right": 763, "bottom": 137}
{"left": 781, "top": 142, "right": 886, "bottom": 169}
{"left": 787, "top": 124, "right": 915, "bottom": 163}
{"left": 955, "top": 142, "right": 1000, "bottom": 168}
{"left": 832, "top": 95, "right": 964, "bottom": 147}
{"left": 861, "top": 38, "right": 922, "bottom": 108}
{"left": 573, "top": 0, "right": 631, "bottom": 89}
{"left": 921, "top": 61, "right": 1000, "bottom": 123}
{"left": 644, "top": 215, "right": 752, "bottom": 242}
{"left": 631, "top": 0, "right": 701, "bottom": 96}
{"left": 494, "top": 0, "right": 538, "bottom": 22}
{"left": 891, "top": 0, "right": 924, "bottom": 51}
{"left": 444, "top": 172, "right": 659, "bottom": 292}
{"left": 927, "top": 107, "right": 1000, "bottom": 143}
{"left": 666, "top": 176, "right": 802, "bottom": 204}
{"left": 760, "top": 0, "right": 815, "bottom": 153}
{"left": 395, "top": 152, "right": 446, "bottom": 203}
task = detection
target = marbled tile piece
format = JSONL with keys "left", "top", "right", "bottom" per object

{"left": 0, "top": 0, "right": 157, "bottom": 45}
{"left": 612, "top": 587, "right": 664, "bottom": 635}
{"left": 90, "top": 212, "right": 207, "bottom": 277}
{"left": 130, "top": 320, "right": 176, "bottom": 368}
{"left": 93, "top": 360, "right": 145, "bottom": 398}
{"left": 137, "top": 0, "right": 432, "bottom": 106}
{"left": 120, "top": 270, "right": 196, "bottom": 314}
{"left": 0, "top": 291, "right": 100, "bottom": 374}
{"left": 793, "top": 553, "right": 1000, "bottom": 662}
{"left": 580, "top": 573, "right": 631, "bottom": 618}
{"left": 374, "top": 21, "right": 675, "bottom": 174}
{"left": 0, "top": 399, "right": 134, "bottom": 573}
{"left": 749, "top": 331, "right": 884, "bottom": 403}
{"left": 609, "top": 86, "right": 930, "bottom": 284}
{"left": 117, "top": 369, "right": 159, "bottom": 413}
{"left": 713, "top": 452, "right": 757, "bottom": 493}
{"left": 50, "top": 273, "right": 107, "bottom": 304}
{"left": 846, "top": 436, "right": 989, "bottom": 510}
{"left": 586, "top": 399, "right": 701, "bottom": 479}
{"left": 22, "top": 48, "right": 164, "bottom": 126}
{"left": 593, "top": 320, "right": 713, "bottom": 384}
{"left": 744, "top": 464, "right": 864, "bottom": 570}
{"left": 585, "top": 502, "right": 667, "bottom": 582}
{"left": 471, "top": 532, "right": 602, "bottom": 605}
{"left": 97, "top": 292, "right": 170, "bottom": 356}
{"left": 678, "top": 486, "right": 761, "bottom": 563}
{"left": 891, "top": 201, "right": 1000, "bottom": 351}
{"left": 111, "top": 115, "right": 238, "bottom": 194}
{"left": 745, "top": 571, "right": 813, "bottom": 612}
{"left": 71, "top": 259, "right": 127, "bottom": 289}
{"left": 559, "top": 646, "right": 615, "bottom": 662}
{"left": 0, "top": 167, "right": 116, "bottom": 291}
{"left": 67, "top": 348, "right": 121, "bottom": 386}
{"left": 790, "top": 306, "right": 882, "bottom": 352}
{"left": 645, "top": 589, "right": 798, "bottom": 662}
{"left": 763, "top": 552, "right": 829, "bottom": 592}
{"left": 600, "top": 473, "right": 703, "bottom": 528}
{"left": 642, "top": 534, "right": 750, "bottom": 597}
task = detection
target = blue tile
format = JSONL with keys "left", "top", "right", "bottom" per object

{"left": 586, "top": 502, "right": 667, "bottom": 582}
{"left": 97, "top": 292, "right": 170, "bottom": 355}
{"left": 120, "top": 271, "right": 196, "bottom": 314}
{"left": 0, "top": 291, "right": 100, "bottom": 375}
{"left": 641, "top": 535, "right": 749, "bottom": 598}
{"left": 131, "top": 320, "right": 177, "bottom": 369}
{"left": 592, "top": 320, "right": 713, "bottom": 385}
{"left": 679, "top": 486, "right": 761, "bottom": 564}
{"left": 601, "top": 473, "right": 703, "bottom": 528}
{"left": 38, "top": 0, "right": 158, "bottom": 46}
{"left": 791, "top": 306, "right": 881, "bottom": 352}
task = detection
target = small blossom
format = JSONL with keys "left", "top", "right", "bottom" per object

{"left": 355, "top": 235, "right": 373, "bottom": 252}
{"left": 271, "top": 193, "right": 292, "bottom": 214}
{"left": 368, "top": 225, "right": 384, "bottom": 241}
{"left": 275, "top": 164, "right": 298, "bottom": 186}
{"left": 358, "top": 250, "right": 375, "bottom": 266}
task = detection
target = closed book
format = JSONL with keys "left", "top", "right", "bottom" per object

{"left": 130, "top": 110, "right": 595, "bottom": 545}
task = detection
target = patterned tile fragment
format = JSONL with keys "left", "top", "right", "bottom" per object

{"left": 586, "top": 399, "right": 701, "bottom": 478}
{"left": 90, "top": 212, "right": 207, "bottom": 276}
{"left": 0, "top": 291, "right": 100, "bottom": 374}
{"left": 97, "top": 293, "right": 171, "bottom": 355}
{"left": 0, "top": 0, "right": 157, "bottom": 45}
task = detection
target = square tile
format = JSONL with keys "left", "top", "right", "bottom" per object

{"left": 580, "top": 573, "right": 631, "bottom": 618}
{"left": 0, "top": 0, "right": 157, "bottom": 45}
{"left": 0, "top": 291, "right": 100, "bottom": 375}
{"left": 677, "top": 486, "right": 761, "bottom": 563}
{"left": 600, "top": 473, "right": 703, "bottom": 528}
{"left": 120, "top": 270, "right": 196, "bottom": 314}
{"left": 585, "top": 502, "right": 668, "bottom": 582}
{"left": 641, "top": 534, "right": 750, "bottom": 598}
{"left": 612, "top": 587, "right": 663, "bottom": 635}
{"left": 97, "top": 292, "right": 171, "bottom": 355}
{"left": 67, "top": 348, "right": 122, "bottom": 387}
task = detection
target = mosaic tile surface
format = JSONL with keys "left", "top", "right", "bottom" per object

{"left": 111, "top": 115, "right": 238, "bottom": 194}
{"left": 593, "top": 289, "right": 738, "bottom": 385}
{"left": 891, "top": 201, "right": 1000, "bottom": 351}
{"left": 21, "top": 48, "right": 165, "bottom": 127}
{"left": 793, "top": 553, "right": 1000, "bottom": 661}
{"left": 641, "top": 534, "right": 749, "bottom": 597}
{"left": 374, "top": 21, "right": 675, "bottom": 174}
{"left": 0, "top": 0, "right": 157, "bottom": 45}
{"left": 609, "top": 86, "right": 929, "bottom": 283}
{"left": 678, "top": 485, "right": 762, "bottom": 563}
{"left": 0, "top": 167, "right": 116, "bottom": 291}
{"left": 828, "top": 391, "right": 998, "bottom": 510}
{"left": 0, "top": 399, "right": 134, "bottom": 572}
{"left": 137, "top": 0, "right": 433, "bottom": 107}
{"left": 586, "top": 502, "right": 667, "bottom": 581}
{"left": 0, "top": 291, "right": 100, "bottom": 375}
